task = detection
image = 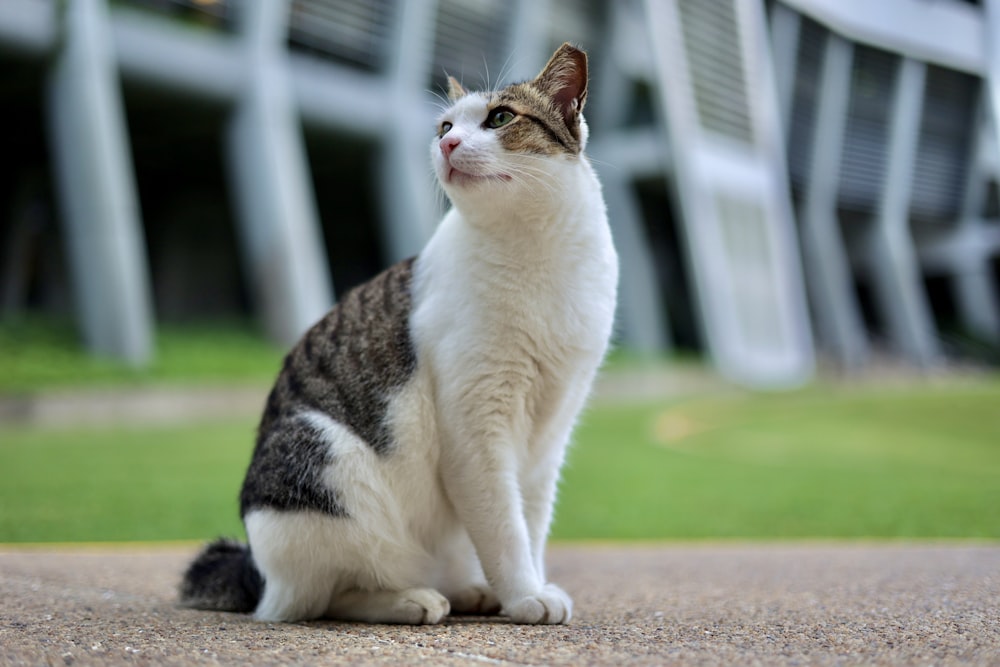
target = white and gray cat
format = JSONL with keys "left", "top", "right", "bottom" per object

{"left": 180, "top": 43, "right": 618, "bottom": 625}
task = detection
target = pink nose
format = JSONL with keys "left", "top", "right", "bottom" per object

{"left": 440, "top": 136, "right": 461, "bottom": 159}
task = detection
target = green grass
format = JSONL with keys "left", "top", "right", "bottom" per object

{"left": 556, "top": 381, "right": 1000, "bottom": 539}
{"left": 0, "top": 317, "right": 676, "bottom": 394}
{"left": 0, "top": 420, "right": 254, "bottom": 542}
{"left": 0, "top": 318, "right": 284, "bottom": 393}
{"left": 1, "top": 378, "right": 998, "bottom": 543}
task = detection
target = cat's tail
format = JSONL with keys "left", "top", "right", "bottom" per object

{"left": 178, "top": 538, "right": 264, "bottom": 613}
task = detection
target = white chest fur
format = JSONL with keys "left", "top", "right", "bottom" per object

{"left": 414, "top": 156, "right": 617, "bottom": 376}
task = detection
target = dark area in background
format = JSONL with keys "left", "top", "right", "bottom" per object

{"left": 634, "top": 177, "right": 701, "bottom": 354}
{"left": 0, "top": 68, "right": 391, "bottom": 328}
{"left": 852, "top": 278, "right": 883, "bottom": 343}
{"left": 0, "top": 55, "right": 68, "bottom": 318}
{"left": 303, "top": 127, "right": 386, "bottom": 295}
{"left": 123, "top": 83, "right": 249, "bottom": 323}
{"left": 125, "top": 86, "right": 390, "bottom": 322}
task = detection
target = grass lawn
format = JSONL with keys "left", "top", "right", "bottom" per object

{"left": 0, "top": 318, "right": 284, "bottom": 393}
{"left": 1, "top": 378, "right": 998, "bottom": 543}
{"left": 560, "top": 380, "right": 1000, "bottom": 539}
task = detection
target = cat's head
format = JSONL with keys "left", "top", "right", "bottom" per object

{"left": 431, "top": 43, "right": 589, "bottom": 202}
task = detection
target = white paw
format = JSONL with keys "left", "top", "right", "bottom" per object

{"left": 503, "top": 584, "right": 573, "bottom": 624}
{"left": 397, "top": 588, "right": 450, "bottom": 624}
{"left": 448, "top": 585, "right": 501, "bottom": 615}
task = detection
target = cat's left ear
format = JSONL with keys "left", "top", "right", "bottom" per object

{"left": 446, "top": 75, "right": 468, "bottom": 101}
{"left": 534, "top": 43, "right": 588, "bottom": 132}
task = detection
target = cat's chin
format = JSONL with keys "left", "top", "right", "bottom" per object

{"left": 446, "top": 167, "right": 512, "bottom": 188}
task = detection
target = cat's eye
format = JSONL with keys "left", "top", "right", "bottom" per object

{"left": 438, "top": 121, "right": 453, "bottom": 137}
{"left": 486, "top": 109, "right": 516, "bottom": 129}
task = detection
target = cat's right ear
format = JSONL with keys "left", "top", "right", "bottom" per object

{"left": 534, "top": 43, "right": 588, "bottom": 135}
{"left": 447, "top": 75, "right": 468, "bottom": 101}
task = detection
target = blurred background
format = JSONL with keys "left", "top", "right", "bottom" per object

{"left": 0, "top": 0, "right": 998, "bottom": 543}
{"left": 3, "top": 0, "right": 999, "bottom": 384}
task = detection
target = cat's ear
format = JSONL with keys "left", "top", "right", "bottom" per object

{"left": 446, "top": 75, "right": 468, "bottom": 101}
{"left": 534, "top": 43, "right": 588, "bottom": 131}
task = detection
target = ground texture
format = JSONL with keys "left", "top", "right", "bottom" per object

{"left": 1, "top": 542, "right": 998, "bottom": 666}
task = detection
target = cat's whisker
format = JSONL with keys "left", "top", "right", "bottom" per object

{"left": 494, "top": 50, "right": 519, "bottom": 91}
{"left": 506, "top": 152, "right": 569, "bottom": 164}
{"left": 429, "top": 89, "right": 452, "bottom": 112}
{"left": 581, "top": 154, "right": 621, "bottom": 172}
{"left": 512, "top": 153, "right": 612, "bottom": 185}
{"left": 480, "top": 54, "right": 492, "bottom": 97}
{"left": 502, "top": 165, "right": 560, "bottom": 195}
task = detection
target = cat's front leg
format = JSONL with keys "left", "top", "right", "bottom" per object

{"left": 503, "top": 582, "right": 573, "bottom": 625}
{"left": 522, "top": 450, "right": 563, "bottom": 579}
{"left": 441, "top": 438, "right": 572, "bottom": 624}
{"left": 517, "top": 455, "right": 573, "bottom": 624}
{"left": 523, "top": 386, "right": 590, "bottom": 577}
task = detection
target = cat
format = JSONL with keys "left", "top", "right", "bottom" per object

{"left": 179, "top": 43, "right": 618, "bottom": 625}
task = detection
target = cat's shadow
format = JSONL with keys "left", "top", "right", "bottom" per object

{"left": 445, "top": 614, "right": 514, "bottom": 626}
{"left": 306, "top": 614, "right": 515, "bottom": 629}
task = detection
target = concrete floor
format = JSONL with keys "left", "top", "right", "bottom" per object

{"left": 2, "top": 542, "right": 998, "bottom": 666}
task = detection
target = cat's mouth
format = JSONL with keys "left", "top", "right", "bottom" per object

{"left": 447, "top": 167, "right": 512, "bottom": 186}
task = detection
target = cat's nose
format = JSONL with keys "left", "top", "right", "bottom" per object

{"left": 440, "top": 136, "right": 461, "bottom": 159}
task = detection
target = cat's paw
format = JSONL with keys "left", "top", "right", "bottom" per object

{"left": 503, "top": 584, "right": 573, "bottom": 624}
{"left": 395, "top": 588, "right": 451, "bottom": 624}
{"left": 448, "top": 585, "right": 502, "bottom": 616}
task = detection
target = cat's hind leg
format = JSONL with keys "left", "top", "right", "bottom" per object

{"left": 254, "top": 573, "right": 331, "bottom": 623}
{"left": 326, "top": 588, "right": 450, "bottom": 624}
{"left": 447, "top": 585, "right": 502, "bottom": 616}
{"left": 247, "top": 509, "right": 452, "bottom": 624}
{"left": 434, "top": 530, "right": 501, "bottom": 615}
{"left": 244, "top": 510, "right": 338, "bottom": 622}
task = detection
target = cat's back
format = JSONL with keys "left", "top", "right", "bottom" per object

{"left": 240, "top": 258, "right": 420, "bottom": 516}
{"left": 264, "top": 257, "right": 416, "bottom": 445}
